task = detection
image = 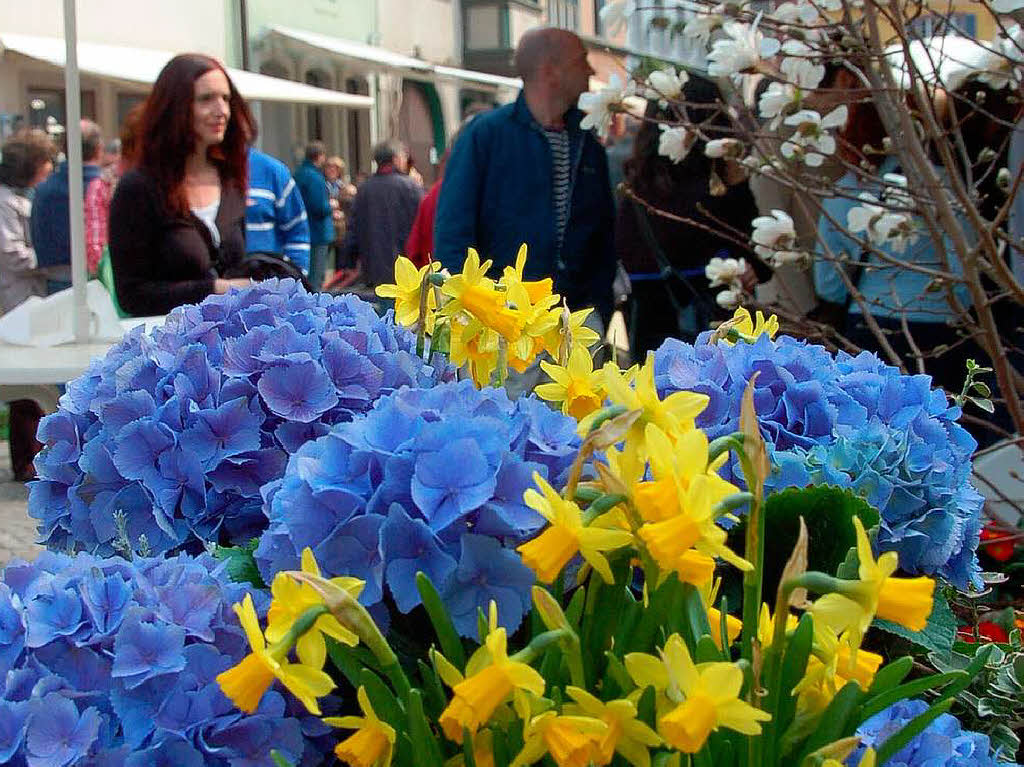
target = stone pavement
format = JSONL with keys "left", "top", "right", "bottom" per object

{"left": 0, "top": 442, "right": 43, "bottom": 566}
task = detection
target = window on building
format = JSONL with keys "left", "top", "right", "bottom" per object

{"left": 907, "top": 12, "right": 977, "bottom": 38}
{"left": 549, "top": 0, "right": 579, "bottom": 32}
{"left": 304, "top": 70, "right": 328, "bottom": 141}
{"left": 116, "top": 93, "right": 145, "bottom": 127}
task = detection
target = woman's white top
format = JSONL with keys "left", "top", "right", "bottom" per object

{"left": 191, "top": 198, "right": 221, "bottom": 248}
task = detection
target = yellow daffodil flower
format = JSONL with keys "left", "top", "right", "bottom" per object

{"left": 374, "top": 256, "right": 440, "bottom": 331}
{"left": 499, "top": 245, "right": 554, "bottom": 306}
{"left": 325, "top": 686, "right": 396, "bottom": 767}
{"left": 799, "top": 624, "right": 883, "bottom": 698}
{"left": 542, "top": 306, "right": 601, "bottom": 360}
{"left": 588, "top": 357, "right": 708, "bottom": 460}
{"left": 518, "top": 473, "right": 633, "bottom": 584}
{"left": 719, "top": 307, "right": 779, "bottom": 345}
{"left": 512, "top": 712, "right": 608, "bottom": 767}
{"left": 756, "top": 603, "right": 798, "bottom": 648}
{"left": 638, "top": 474, "right": 753, "bottom": 575}
{"left": 825, "top": 747, "right": 876, "bottom": 767}
{"left": 564, "top": 686, "right": 662, "bottom": 767}
{"left": 702, "top": 578, "right": 743, "bottom": 649}
{"left": 449, "top": 320, "right": 501, "bottom": 388}
{"left": 265, "top": 547, "right": 363, "bottom": 669}
{"left": 632, "top": 424, "right": 739, "bottom": 524}
{"left": 441, "top": 248, "right": 524, "bottom": 341}
{"left": 216, "top": 593, "right": 335, "bottom": 715}
{"left": 627, "top": 634, "right": 770, "bottom": 753}
{"left": 809, "top": 518, "right": 935, "bottom": 651}
{"left": 537, "top": 345, "right": 605, "bottom": 420}
{"left": 439, "top": 627, "right": 546, "bottom": 743}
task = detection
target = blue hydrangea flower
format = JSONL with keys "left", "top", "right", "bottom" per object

{"left": 851, "top": 700, "right": 1009, "bottom": 766}
{"left": 255, "top": 380, "right": 580, "bottom": 636}
{"left": 0, "top": 551, "right": 321, "bottom": 766}
{"left": 28, "top": 280, "right": 453, "bottom": 557}
{"left": 653, "top": 334, "right": 984, "bottom": 588}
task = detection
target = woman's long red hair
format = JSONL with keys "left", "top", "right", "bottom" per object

{"left": 134, "top": 53, "right": 254, "bottom": 216}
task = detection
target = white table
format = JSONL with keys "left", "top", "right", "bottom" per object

{"left": 0, "top": 317, "right": 163, "bottom": 409}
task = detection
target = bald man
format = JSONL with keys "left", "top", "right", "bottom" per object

{"left": 433, "top": 28, "right": 617, "bottom": 322}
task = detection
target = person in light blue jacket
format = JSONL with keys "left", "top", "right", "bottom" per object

{"left": 814, "top": 156, "right": 977, "bottom": 393}
{"left": 245, "top": 147, "right": 310, "bottom": 273}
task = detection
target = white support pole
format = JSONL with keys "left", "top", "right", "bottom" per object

{"left": 64, "top": 0, "right": 89, "bottom": 343}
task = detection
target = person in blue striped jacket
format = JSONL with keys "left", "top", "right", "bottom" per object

{"left": 245, "top": 147, "right": 310, "bottom": 273}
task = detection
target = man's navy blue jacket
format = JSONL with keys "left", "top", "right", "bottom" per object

{"left": 293, "top": 160, "right": 334, "bottom": 246}
{"left": 433, "top": 94, "right": 616, "bottom": 321}
{"left": 30, "top": 162, "right": 103, "bottom": 267}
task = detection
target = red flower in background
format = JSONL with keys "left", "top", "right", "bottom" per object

{"left": 979, "top": 525, "right": 1016, "bottom": 563}
{"left": 958, "top": 621, "right": 1009, "bottom": 643}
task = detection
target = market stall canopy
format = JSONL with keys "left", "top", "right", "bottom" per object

{"left": 0, "top": 33, "right": 375, "bottom": 108}
{"left": 262, "top": 26, "right": 522, "bottom": 92}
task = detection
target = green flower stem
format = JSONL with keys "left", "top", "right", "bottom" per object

{"left": 712, "top": 492, "right": 755, "bottom": 519}
{"left": 511, "top": 629, "right": 572, "bottom": 665}
{"left": 267, "top": 605, "right": 329, "bottom": 661}
{"left": 415, "top": 269, "right": 433, "bottom": 359}
{"left": 707, "top": 432, "right": 745, "bottom": 465}
{"left": 496, "top": 337, "right": 508, "bottom": 388}
{"left": 582, "top": 494, "right": 628, "bottom": 525}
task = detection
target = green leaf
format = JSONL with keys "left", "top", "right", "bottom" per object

{"left": 406, "top": 690, "right": 444, "bottom": 767}
{"left": 602, "top": 651, "right": 634, "bottom": 698}
{"left": 696, "top": 635, "right": 723, "bottom": 663}
{"left": 776, "top": 614, "right": 815, "bottom": 729}
{"left": 327, "top": 640, "right": 383, "bottom": 689}
{"left": 856, "top": 671, "right": 966, "bottom": 722}
{"left": 637, "top": 685, "right": 657, "bottom": 729}
{"left": 798, "top": 682, "right": 865, "bottom": 760}
{"left": 874, "top": 591, "right": 957, "bottom": 658}
{"left": 875, "top": 699, "right": 954, "bottom": 764}
{"left": 728, "top": 487, "right": 880, "bottom": 602}
{"left": 416, "top": 572, "right": 466, "bottom": 669}
{"left": 867, "top": 656, "right": 914, "bottom": 695}
{"left": 359, "top": 668, "right": 404, "bottom": 726}
{"left": 969, "top": 396, "right": 995, "bottom": 414}
{"left": 212, "top": 539, "right": 266, "bottom": 588}
{"left": 565, "top": 586, "right": 586, "bottom": 627}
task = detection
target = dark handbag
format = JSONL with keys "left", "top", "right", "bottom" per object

{"left": 223, "top": 252, "right": 313, "bottom": 292}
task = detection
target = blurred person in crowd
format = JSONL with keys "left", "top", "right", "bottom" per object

{"left": 101, "top": 138, "right": 121, "bottom": 171}
{"left": 434, "top": 26, "right": 617, "bottom": 323}
{"left": 245, "top": 146, "right": 310, "bottom": 272}
{"left": 405, "top": 116, "right": 479, "bottom": 268}
{"left": 0, "top": 128, "right": 57, "bottom": 480}
{"left": 108, "top": 53, "right": 254, "bottom": 316}
{"left": 405, "top": 155, "right": 425, "bottom": 187}
{"left": 324, "top": 155, "right": 356, "bottom": 267}
{"left": 330, "top": 140, "right": 422, "bottom": 291}
{"left": 293, "top": 141, "right": 333, "bottom": 290}
{"left": 812, "top": 68, "right": 981, "bottom": 399}
{"left": 617, "top": 84, "right": 764, "bottom": 357}
{"left": 29, "top": 119, "right": 104, "bottom": 280}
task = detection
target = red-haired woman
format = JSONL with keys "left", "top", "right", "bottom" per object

{"left": 109, "top": 54, "right": 255, "bottom": 316}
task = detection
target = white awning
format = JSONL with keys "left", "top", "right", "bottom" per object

{"left": 264, "top": 26, "right": 522, "bottom": 92}
{"left": 0, "top": 33, "right": 374, "bottom": 108}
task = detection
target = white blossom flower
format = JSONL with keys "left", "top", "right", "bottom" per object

{"left": 599, "top": 0, "right": 636, "bottom": 35}
{"left": 847, "top": 192, "right": 919, "bottom": 253}
{"left": 707, "top": 19, "right": 781, "bottom": 78}
{"left": 780, "top": 106, "right": 848, "bottom": 167}
{"left": 771, "top": 1, "right": 821, "bottom": 24}
{"left": 716, "top": 287, "right": 744, "bottom": 309}
{"left": 780, "top": 40, "right": 825, "bottom": 89}
{"left": 705, "top": 138, "right": 744, "bottom": 159}
{"left": 706, "top": 256, "right": 749, "bottom": 288}
{"left": 751, "top": 209, "right": 802, "bottom": 264}
{"left": 658, "top": 124, "right": 694, "bottom": 163}
{"left": 645, "top": 67, "right": 689, "bottom": 106}
{"left": 684, "top": 5, "right": 727, "bottom": 46}
{"left": 758, "top": 82, "right": 798, "bottom": 129}
{"left": 578, "top": 75, "right": 627, "bottom": 138}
